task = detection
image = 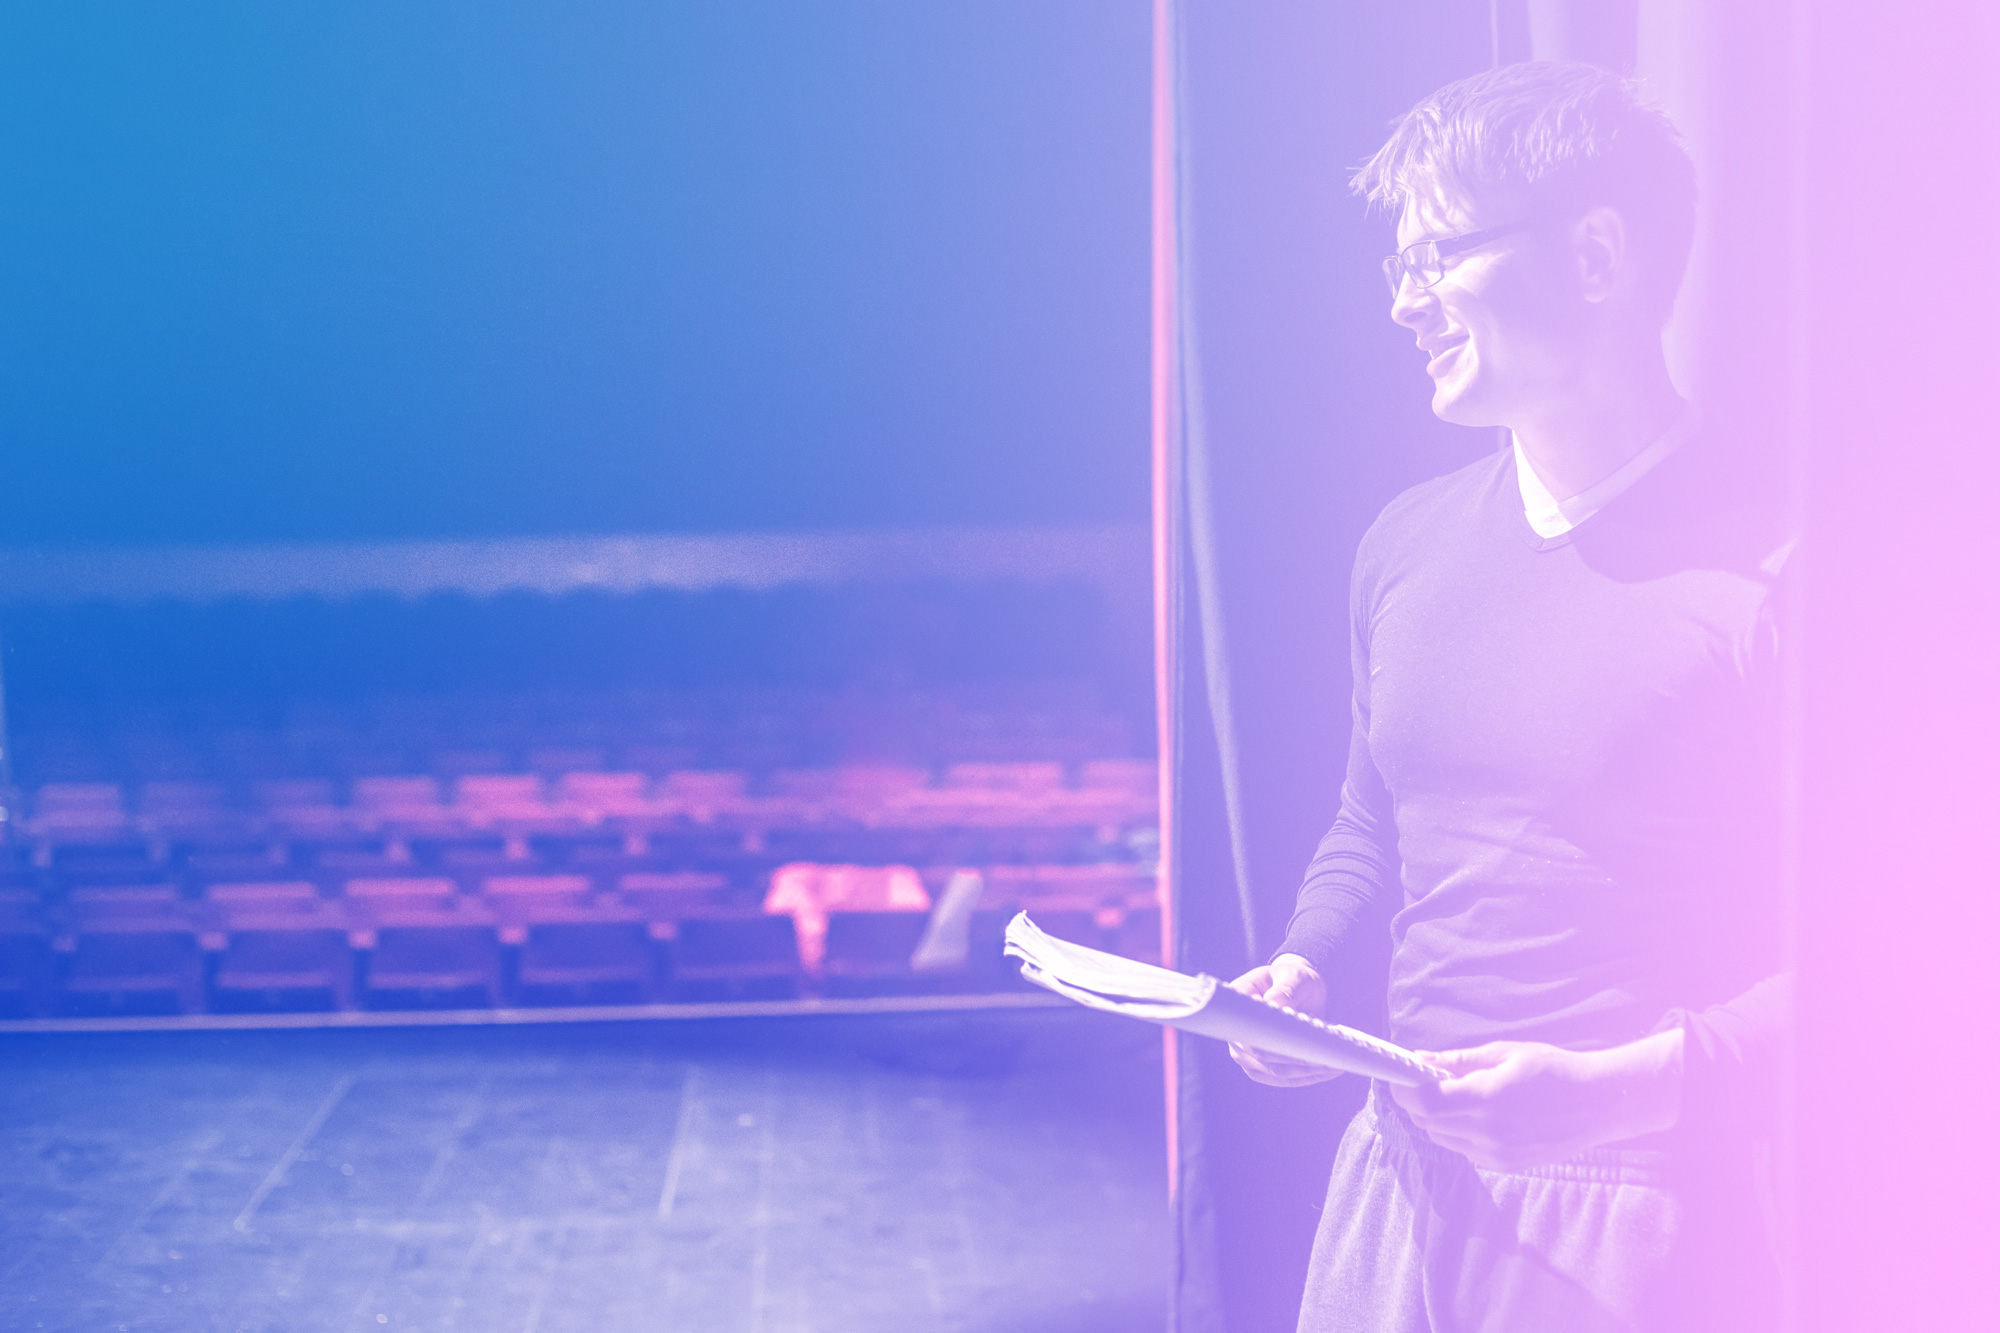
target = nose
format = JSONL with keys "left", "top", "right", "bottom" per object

{"left": 1389, "top": 272, "right": 1434, "bottom": 329}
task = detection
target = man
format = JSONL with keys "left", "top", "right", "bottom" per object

{"left": 1227, "top": 63, "right": 1787, "bottom": 1332}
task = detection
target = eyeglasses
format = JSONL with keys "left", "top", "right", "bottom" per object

{"left": 1381, "top": 221, "right": 1533, "bottom": 297}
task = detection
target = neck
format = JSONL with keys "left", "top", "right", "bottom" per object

{"left": 1509, "top": 348, "right": 1685, "bottom": 502}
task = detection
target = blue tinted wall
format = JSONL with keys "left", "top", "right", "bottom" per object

{"left": 0, "top": 2, "right": 1149, "bottom": 545}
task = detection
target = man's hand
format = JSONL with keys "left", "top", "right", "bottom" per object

{"left": 1225, "top": 953, "right": 1340, "bottom": 1087}
{"left": 1388, "top": 1028, "right": 1684, "bottom": 1171}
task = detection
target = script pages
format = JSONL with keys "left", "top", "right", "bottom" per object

{"left": 1003, "top": 911, "right": 1442, "bottom": 1087}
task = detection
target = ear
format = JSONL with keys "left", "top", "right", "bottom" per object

{"left": 1571, "top": 205, "right": 1629, "bottom": 303}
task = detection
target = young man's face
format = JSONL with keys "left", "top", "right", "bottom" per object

{"left": 1390, "top": 191, "right": 1587, "bottom": 429}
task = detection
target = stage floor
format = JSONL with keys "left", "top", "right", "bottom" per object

{"left": 0, "top": 1007, "right": 1167, "bottom": 1332}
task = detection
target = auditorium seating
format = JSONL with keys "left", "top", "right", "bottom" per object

{"left": 210, "top": 916, "right": 354, "bottom": 1012}
{"left": 357, "top": 910, "right": 504, "bottom": 1009}
{"left": 513, "top": 913, "right": 656, "bottom": 1003}
{"left": 60, "top": 917, "right": 206, "bottom": 1015}
{"left": 0, "top": 684, "right": 1159, "bottom": 1015}
{"left": 764, "top": 863, "right": 930, "bottom": 974}
{"left": 668, "top": 913, "right": 803, "bottom": 1000}
{"left": 0, "top": 914, "right": 54, "bottom": 1017}
{"left": 822, "top": 910, "right": 936, "bottom": 995}
{"left": 0, "top": 853, "right": 1158, "bottom": 1014}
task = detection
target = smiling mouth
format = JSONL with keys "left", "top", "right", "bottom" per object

{"left": 1426, "top": 334, "right": 1467, "bottom": 363}
{"left": 1425, "top": 335, "right": 1468, "bottom": 374}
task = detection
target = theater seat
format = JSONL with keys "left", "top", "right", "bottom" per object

{"left": 556, "top": 770, "right": 649, "bottom": 810}
{"left": 0, "top": 918, "right": 54, "bottom": 1016}
{"left": 351, "top": 775, "right": 444, "bottom": 811}
{"left": 206, "top": 880, "right": 323, "bottom": 920}
{"left": 184, "top": 851, "right": 291, "bottom": 888}
{"left": 60, "top": 917, "right": 205, "bottom": 1014}
{"left": 615, "top": 871, "right": 731, "bottom": 922}
{"left": 1076, "top": 759, "right": 1158, "bottom": 793}
{"left": 454, "top": 774, "right": 542, "bottom": 805}
{"left": 941, "top": 761, "right": 1066, "bottom": 792}
{"left": 34, "top": 781, "right": 125, "bottom": 817}
{"left": 821, "top": 910, "right": 935, "bottom": 995}
{"left": 358, "top": 911, "right": 503, "bottom": 1009}
{"left": 513, "top": 913, "right": 655, "bottom": 1004}
{"left": 763, "top": 863, "right": 930, "bottom": 975}
{"left": 212, "top": 913, "right": 354, "bottom": 1011}
{"left": 65, "top": 884, "right": 187, "bottom": 923}
{"left": 342, "top": 876, "right": 458, "bottom": 917}
{"left": 136, "top": 780, "right": 231, "bottom": 815}
{"left": 668, "top": 914, "right": 801, "bottom": 1000}
{"left": 479, "top": 873, "right": 594, "bottom": 918}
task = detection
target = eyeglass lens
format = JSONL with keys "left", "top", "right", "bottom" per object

{"left": 1383, "top": 242, "right": 1441, "bottom": 296}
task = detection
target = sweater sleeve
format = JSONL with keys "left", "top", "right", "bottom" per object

{"left": 1657, "top": 973, "right": 1791, "bottom": 1136}
{"left": 1656, "top": 538, "right": 1798, "bottom": 1135}
{"left": 1275, "top": 555, "right": 1399, "bottom": 979}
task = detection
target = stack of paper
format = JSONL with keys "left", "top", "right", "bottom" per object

{"left": 1003, "top": 912, "right": 1442, "bottom": 1086}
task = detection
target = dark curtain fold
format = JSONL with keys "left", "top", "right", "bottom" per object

{"left": 1164, "top": 4, "right": 1490, "bottom": 1329}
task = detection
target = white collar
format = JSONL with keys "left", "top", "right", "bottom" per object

{"left": 1512, "top": 405, "right": 1699, "bottom": 539}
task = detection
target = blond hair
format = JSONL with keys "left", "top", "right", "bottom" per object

{"left": 1354, "top": 62, "right": 1697, "bottom": 323}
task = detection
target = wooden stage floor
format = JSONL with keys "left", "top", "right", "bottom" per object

{"left": 0, "top": 1006, "right": 1167, "bottom": 1332}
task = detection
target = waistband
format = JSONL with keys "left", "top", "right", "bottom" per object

{"left": 1364, "top": 1081, "right": 1678, "bottom": 1188}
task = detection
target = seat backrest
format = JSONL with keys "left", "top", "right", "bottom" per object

{"left": 218, "top": 921, "right": 348, "bottom": 959}
{"left": 764, "top": 863, "right": 930, "bottom": 916}
{"left": 70, "top": 920, "right": 201, "bottom": 965}
{"left": 479, "top": 874, "right": 592, "bottom": 909}
{"left": 981, "top": 863, "right": 1152, "bottom": 908}
{"left": 1076, "top": 759, "right": 1159, "bottom": 792}
{"left": 658, "top": 770, "right": 748, "bottom": 801}
{"left": 832, "top": 764, "right": 929, "bottom": 793}
{"left": 941, "top": 762, "right": 1065, "bottom": 792}
{"left": 556, "top": 771, "right": 650, "bottom": 808}
{"left": 616, "top": 871, "right": 730, "bottom": 914}
{"left": 823, "top": 909, "right": 932, "bottom": 962}
{"left": 68, "top": 884, "right": 182, "bottom": 917}
{"left": 342, "top": 876, "right": 457, "bottom": 909}
{"left": 137, "top": 780, "right": 231, "bottom": 813}
{"left": 675, "top": 913, "right": 799, "bottom": 967}
{"left": 35, "top": 782, "right": 125, "bottom": 816}
{"left": 351, "top": 776, "right": 443, "bottom": 810}
{"left": 207, "top": 880, "right": 321, "bottom": 912}
{"left": 455, "top": 774, "right": 546, "bottom": 808}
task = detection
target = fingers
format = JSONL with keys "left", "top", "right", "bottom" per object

{"left": 1226, "top": 967, "right": 1275, "bottom": 999}
{"left": 1389, "top": 1073, "right": 1455, "bottom": 1120}
{"left": 1422, "top": 1043, "right": 1512, "bottom": 1076}
{"left": 1229, "top": 1041, "right": 1340, "bottom": 1087}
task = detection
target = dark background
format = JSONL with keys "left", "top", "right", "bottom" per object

{"left": 0, "top": 1, "right": 1150, "bottom": 546}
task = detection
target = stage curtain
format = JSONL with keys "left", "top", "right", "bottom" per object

{"left": 1159, "top": 4, "right": 1488, "bottom": 1329}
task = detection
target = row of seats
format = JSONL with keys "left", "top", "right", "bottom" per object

{"left": 8, "top": 763, "right": 1157, "bottom": 892}
{"left": 16, "top": 684, "right": 1138, "bottom": 786}
{"left": 28, "top": 758, "right": 1155, "bottom": 819}
{"left": 0, "top": 863, "right": 1159, "bottom": 1017}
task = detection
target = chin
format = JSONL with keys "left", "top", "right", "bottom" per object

{"left": 1429, "top": 376, "right": 1502, "bottom": 429}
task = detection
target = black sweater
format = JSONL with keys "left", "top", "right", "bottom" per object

{"left": 1279, "top": 434, "right": 1791, "bottom": 1133}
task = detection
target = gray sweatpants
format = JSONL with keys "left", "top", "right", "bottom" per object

{"left": 1298, "top": 1084, "right": 1777, "bottom": 1333}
